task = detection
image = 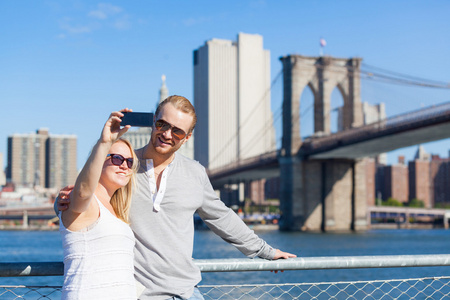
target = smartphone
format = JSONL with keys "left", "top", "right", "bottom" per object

{"left": 121, "top": 112, "right": 154, "bottom": 127}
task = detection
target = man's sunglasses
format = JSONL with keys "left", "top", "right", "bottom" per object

{"left": 106, "top": 154, "right": 134, "bottom": 169}
{"left": 154, "top": 119, "right": 187, "bottom": 140}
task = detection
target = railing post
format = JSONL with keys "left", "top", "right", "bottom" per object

{"left": 445, "top": 211, "right": 450, "bottom": 229}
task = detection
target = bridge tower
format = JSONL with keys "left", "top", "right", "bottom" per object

{"left": 278, "top": 55, "right": 368, "bottom": 231}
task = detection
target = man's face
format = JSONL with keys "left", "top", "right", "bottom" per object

{"left": 151, "top": 103, "right": 193, "bottom": 156}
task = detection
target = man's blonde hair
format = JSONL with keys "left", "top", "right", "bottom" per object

{"left": 155, "top": 95, "right": 197, "bottom": 134}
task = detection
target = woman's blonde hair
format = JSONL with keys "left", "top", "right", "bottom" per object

{"left": 109, "top": 139, "right": 138, "bottom": 223}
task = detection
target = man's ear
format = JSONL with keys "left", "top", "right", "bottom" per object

{"left": 183, "top": 132, "right": 193, "bottom": 144}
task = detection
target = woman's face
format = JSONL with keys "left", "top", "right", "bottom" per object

{"left": 99, "top": 141, "right": 133, "bottom": 191}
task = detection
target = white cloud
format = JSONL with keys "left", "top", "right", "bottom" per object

{"left": 59, "top": 17, "right": 94, "bottom": 34}
{"left": 182, "top": 16, "right": 211, "bottom": 27}
{"left": 113, "top": 15, "right": 131, "bottom": 30}
{"left": 58, "top": 3, "right": 133, "bottom": 37}
{"left": 88, "top": 3, "right": 122, "bottom": 20}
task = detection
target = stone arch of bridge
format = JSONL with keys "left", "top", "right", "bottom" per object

{"left": 280, "top": 55, "right": 363, "bottom": 156}
{"left": 278, "top": 54, "right": 368, "bottom": 232}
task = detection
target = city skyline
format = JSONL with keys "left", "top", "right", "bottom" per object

{"left": 1, "top": 1, "right": 449, "bottom": 171}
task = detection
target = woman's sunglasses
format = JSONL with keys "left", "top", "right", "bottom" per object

{"left": 106, "top": 154, "right": 134, "bottom": 169}
{"left": 154, "top": 119, "right": 187, "bottom": 140}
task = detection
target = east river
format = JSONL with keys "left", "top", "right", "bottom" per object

{"left": 1, "top": 228, "right": 450, "bottom": 291}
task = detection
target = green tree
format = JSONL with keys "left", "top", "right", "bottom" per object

{"left": 408, "top": 198, "right": 425, "bottom": 208}
{"left": 382, "top": 197, "right": 403, "bottom": 207}
{"left": 435, "top": 203, "right": 450, "bottom": 209}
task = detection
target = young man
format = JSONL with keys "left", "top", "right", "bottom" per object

{"left": 58, "top": 95, "right": 296, "bottom": 300}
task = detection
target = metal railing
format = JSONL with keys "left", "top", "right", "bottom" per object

{"left": 2, "top": 255, "right": 450, "bottom": 299}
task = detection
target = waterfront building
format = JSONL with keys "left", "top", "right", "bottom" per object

{"left": 375, "top": 146, "right": 450, "bottom": 208}
{"left": 0, "top": 153, "right": 6, "bottom": 187}
{"left": 193, "top": 32, "right": 275, "bottom": 170}
{"left": 46, "top": 134, "right": 78, "bottom": 191}
{"left": 6, "top": 128, "right": 77, "bottom": 190}
{"left": 378, "top": 156, "right": 409, "bottom": 203}
{"left": 430, "top": 154, "right": 450, "bottom": 206}
{"left": 408, "top": 145, "right": 431, "bottom": 207}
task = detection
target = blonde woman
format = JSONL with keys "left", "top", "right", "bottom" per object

{"left": 59, "top": 111, "right": 138, "bottom": 300}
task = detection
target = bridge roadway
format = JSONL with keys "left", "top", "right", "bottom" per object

{"left": 208, "top": 102, "right": 450, "bottom": 187}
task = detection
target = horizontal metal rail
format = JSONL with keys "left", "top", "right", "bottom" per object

{"left": 2, "top": 254, "right": 450, "bottom": 277}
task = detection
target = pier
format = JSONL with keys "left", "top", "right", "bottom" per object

{"left": 0, "top": 205, "right": 56, "bottom": 229}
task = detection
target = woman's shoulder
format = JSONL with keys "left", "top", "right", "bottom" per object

{"left": 61, "top": 196, "right": 100, "bottom": 231}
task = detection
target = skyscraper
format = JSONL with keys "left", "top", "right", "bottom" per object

{"left": 193, "top": 33, "right": 275, "bottom": 169}
{"left": 159, "top": 75, "right": 169, "bottom": 108}
{"left": 47, "top": 134, "right": 78, "bottom": 190}
{"left": 7, "top": 128, "right": 77, "bottom": 190}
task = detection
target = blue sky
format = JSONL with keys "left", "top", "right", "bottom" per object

{"left": 1, "top": 0, "right": 449, "bottom": 170}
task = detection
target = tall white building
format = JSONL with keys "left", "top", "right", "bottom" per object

{"left": 193, "top": 32, "right": 275, "bottom": 169}
{"left": 159, "top": 75, "right": 169, "bottom": 108}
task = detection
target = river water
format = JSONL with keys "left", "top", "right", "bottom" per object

{"left": 1, "top": 228, "right": 450, "bottom": 291}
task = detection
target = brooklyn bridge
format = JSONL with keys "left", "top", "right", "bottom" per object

{"left": 207, "top": 55, "right": 450, "bottom": 232}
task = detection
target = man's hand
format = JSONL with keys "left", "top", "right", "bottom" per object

{"left": 57, "top": 185, "right": 74, "bottom": 211}
{"left": 273, "top": 249, "right": 297, "bottom": 260}
{"left": 271, "top": 249, "right": 297, "bottom": 273}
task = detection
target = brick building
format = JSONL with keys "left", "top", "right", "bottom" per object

{"left": 430, "top": 155, "right": 450, "bottom": 206}
{"left": 408, "top": 160, "right": 431, "bottom": 207}
{"left": 378, "top": 156, "right": 409, "bottom": 203}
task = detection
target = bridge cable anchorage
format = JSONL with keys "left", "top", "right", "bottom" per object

{"left": 208, "top": 69, "right": 283, "bottom": 169}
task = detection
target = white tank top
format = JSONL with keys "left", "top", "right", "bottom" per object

{"left": 59, "top": 196, "right": 136, "bottom": 300}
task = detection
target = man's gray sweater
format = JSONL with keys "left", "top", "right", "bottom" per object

{"left": 131, "top": 149, "right": 276, "bottom": 299}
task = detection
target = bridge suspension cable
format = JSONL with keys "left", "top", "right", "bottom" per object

{"left": 207, "top": 59, "right": 449, "bottom": 169}
{"left": 360, "top": 63, "right": 450, "bottom": 89}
